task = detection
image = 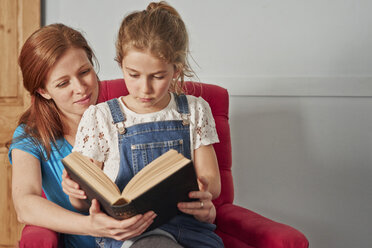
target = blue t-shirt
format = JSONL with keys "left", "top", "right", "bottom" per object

{"left": 8, "top": 125, "right": 95, "bottom": 248}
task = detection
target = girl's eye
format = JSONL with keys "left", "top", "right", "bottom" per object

{"left": 153, "top": 75, "right": 164, "bottom": 79}
{"left": 80, "top": 68, "right": 91, "bottom": 75}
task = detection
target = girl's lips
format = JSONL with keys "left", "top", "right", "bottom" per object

{"left": 75, "top": 94, "right": 91, "bottom": 104}
{"left": 139, "top": 97, "right": 153, "bottom": 102}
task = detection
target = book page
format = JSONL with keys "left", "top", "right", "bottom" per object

{"left": 122, "top": 149, "right": 178, "bottom": 195}
{"left": 63, "top": 152, "right": 122, "bottom": 204}
{"left": 122, "top": 150, "right": 191, "bottom": 200}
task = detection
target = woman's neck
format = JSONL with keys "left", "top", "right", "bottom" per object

{"left": 63, "top": 116, "right": 81, "bottom": 146}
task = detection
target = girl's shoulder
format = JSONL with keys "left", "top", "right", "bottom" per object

{"left": 82, "top": 99, "right": 118, "bottom": 120}
{"left": 185, "top": 95, "right": 212, "bottom": 112}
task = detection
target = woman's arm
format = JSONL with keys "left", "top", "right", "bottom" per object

{"left": 11, "top": 149, "right": 156, "bottom": 240}
{"left": 193, "top": 144, "right": 221, "bottom": 199}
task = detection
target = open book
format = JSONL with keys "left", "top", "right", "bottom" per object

{"left": 62, "top": 149, "right": 199, "bottom": 229}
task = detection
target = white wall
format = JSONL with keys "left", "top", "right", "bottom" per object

{"left": 44, "top": 0, "right": 372, "bottom": 247}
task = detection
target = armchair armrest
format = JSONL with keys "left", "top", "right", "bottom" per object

{"left": 19, "top": 225, "right": 59, "bottom": 248}
{"left": 215, "top": 204, "right": 309, "bottom": 248}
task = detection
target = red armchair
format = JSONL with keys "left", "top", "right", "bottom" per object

{"left": 18, "top": 79, "right": 309, "bottom": 248}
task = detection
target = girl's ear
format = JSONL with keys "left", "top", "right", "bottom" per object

{"left": 173, "top": 68, "right": 181, "bottom": 80}
{"left": 37, "top": 88, "right": 52, "bottom": 100}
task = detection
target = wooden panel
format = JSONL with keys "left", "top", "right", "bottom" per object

{"left": 0, "top": 106, "right": 23, "bottom": 150}
{"left": 0, "top": 0, "right": 18, "bottom": 98}
{"left": 0, "top": 0, "right": 40, "bottom": 246}
{"left": 0, "top": 153, "right": 23, "bottom": 247}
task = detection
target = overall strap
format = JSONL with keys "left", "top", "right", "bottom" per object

{"left": 174, "top": 93, "right": 189, "bottom": 114}
{"left": 173, "top": 93, "right": 190, "bottom": 125}
{"left": 106, "top": 98, "right": 126, "bottom": 134}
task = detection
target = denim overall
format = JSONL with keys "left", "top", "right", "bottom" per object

{"left": 103, "top": 94, "right": 224, "bottom": 248}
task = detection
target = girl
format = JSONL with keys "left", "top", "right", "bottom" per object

{"left": 64, "top": 1, "right": 224, "bottom": 247}
{"left": 8, "top": 23, "right": 156, "bottom": 247}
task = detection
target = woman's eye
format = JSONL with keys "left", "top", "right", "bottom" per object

{"left": 129, "top": 74, "right": 139, "bottom": 78}
{"left": 57, "top": 81, "right": 68, "bottom": 88}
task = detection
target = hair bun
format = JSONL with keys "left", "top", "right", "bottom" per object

{"left": 147, "top": 1, "right": 180, "bottom": 18}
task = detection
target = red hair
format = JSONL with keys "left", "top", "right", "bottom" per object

{"left": 7, "top": 24, "right": 98, "bottom": 158}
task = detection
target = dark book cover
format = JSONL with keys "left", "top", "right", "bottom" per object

{"left": 63, "top": 160, "right": 199, "bottom": 230}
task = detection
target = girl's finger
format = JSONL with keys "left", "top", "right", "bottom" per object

{"left": 178, "top": 200, "right": 212, "bottom": 210}
{"left": 61, "top": 180, "right": 86, "bottom": 199}
{"left": 188, "top": 190, "right": 212, "bottom": 200}
{"left": 178, "top": 207, "right": 209, "bottom": 216}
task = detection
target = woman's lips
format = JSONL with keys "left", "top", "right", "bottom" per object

{"left": 75, "top": 94, "right": 91, "bottom": 104}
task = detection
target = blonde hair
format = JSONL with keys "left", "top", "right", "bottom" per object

{"left": 115, "top": 1, "right": 193, "bottom": 94}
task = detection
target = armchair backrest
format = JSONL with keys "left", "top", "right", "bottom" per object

{"left": 98, "top": 79, "right": 233, "bottom": 208}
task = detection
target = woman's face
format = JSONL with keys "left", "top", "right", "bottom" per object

{"left": 38, "top": 47, "right": 99, "bottom": 121}
{"left": 121, "top": 48, "right": 178, "bottom": 114}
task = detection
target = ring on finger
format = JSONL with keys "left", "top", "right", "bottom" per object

{"left": 200, "top": 201, "right": 204, "bottom": 208}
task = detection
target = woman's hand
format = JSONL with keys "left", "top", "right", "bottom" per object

{"left": 62, "top": 170, "right": 157, "bottom": 240}
{"left": 177, "top": 177, "right": 216, "bottom": 223}
{"left": 86, "top": 199, "right": 156, "bottom": 241}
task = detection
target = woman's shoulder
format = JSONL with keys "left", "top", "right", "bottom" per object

{"left": 11, "top": 124, "right": 36, "bottom": 144}
{"left": 13, "top": 123, "right": 26, "bottom": 136}
{"left": 8, "top": 124, "right": 44, "bottom": 163}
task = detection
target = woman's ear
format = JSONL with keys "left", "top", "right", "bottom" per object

{"left": 36, "top": 88, "right": 52, "bottom": 100}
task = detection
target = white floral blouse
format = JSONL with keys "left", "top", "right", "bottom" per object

{"left": 73, "top": 94, "right": 219, "bottom": 181}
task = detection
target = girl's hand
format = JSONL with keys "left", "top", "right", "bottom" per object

{"left": 87, "top": 199, "right": 157, "bottom": 241}
{"left": 177, "top": 177, "right": 216, "bottom": 223}
{"left": 62, "top": 169, "right": 90, "bottom": 211}
{"left": 62, "top": 169, "right": 87, "bottom": 200}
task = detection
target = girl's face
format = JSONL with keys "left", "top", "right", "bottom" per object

{"left": 121, "top": 48, "right": 178, "bottom": 114}
{"left": 38, "top": 47, "right": 99, "bottom": 121}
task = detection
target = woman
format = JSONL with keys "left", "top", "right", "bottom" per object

{"left": 8, "top": 23, "right": 156, "bottom": 247}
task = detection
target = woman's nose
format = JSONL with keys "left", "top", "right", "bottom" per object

{"left": 72, "top": 78, "right": 86, "bottom": 93}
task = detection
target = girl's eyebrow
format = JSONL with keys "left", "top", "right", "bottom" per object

{"left": 125, "top": 67, "right": 167, "bottom": 74}
{"left": 125, "top": 67, "right": 138, "bottom": 72}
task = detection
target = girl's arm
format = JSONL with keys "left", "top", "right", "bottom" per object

{"left": 11, "top": 149, "right": 155, "bottom": 240}
{"left": 177, "top": 144, "right": 220, "bottom": 223}
{"left": 178, "top": 177, "right": 216, "bottom": 223}
{"left": 193, "top": 144, "right": 221, "bottom": 199}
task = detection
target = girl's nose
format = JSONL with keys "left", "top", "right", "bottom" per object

{"left": 141, "top": 78, "right": 153, "bottom": 94}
